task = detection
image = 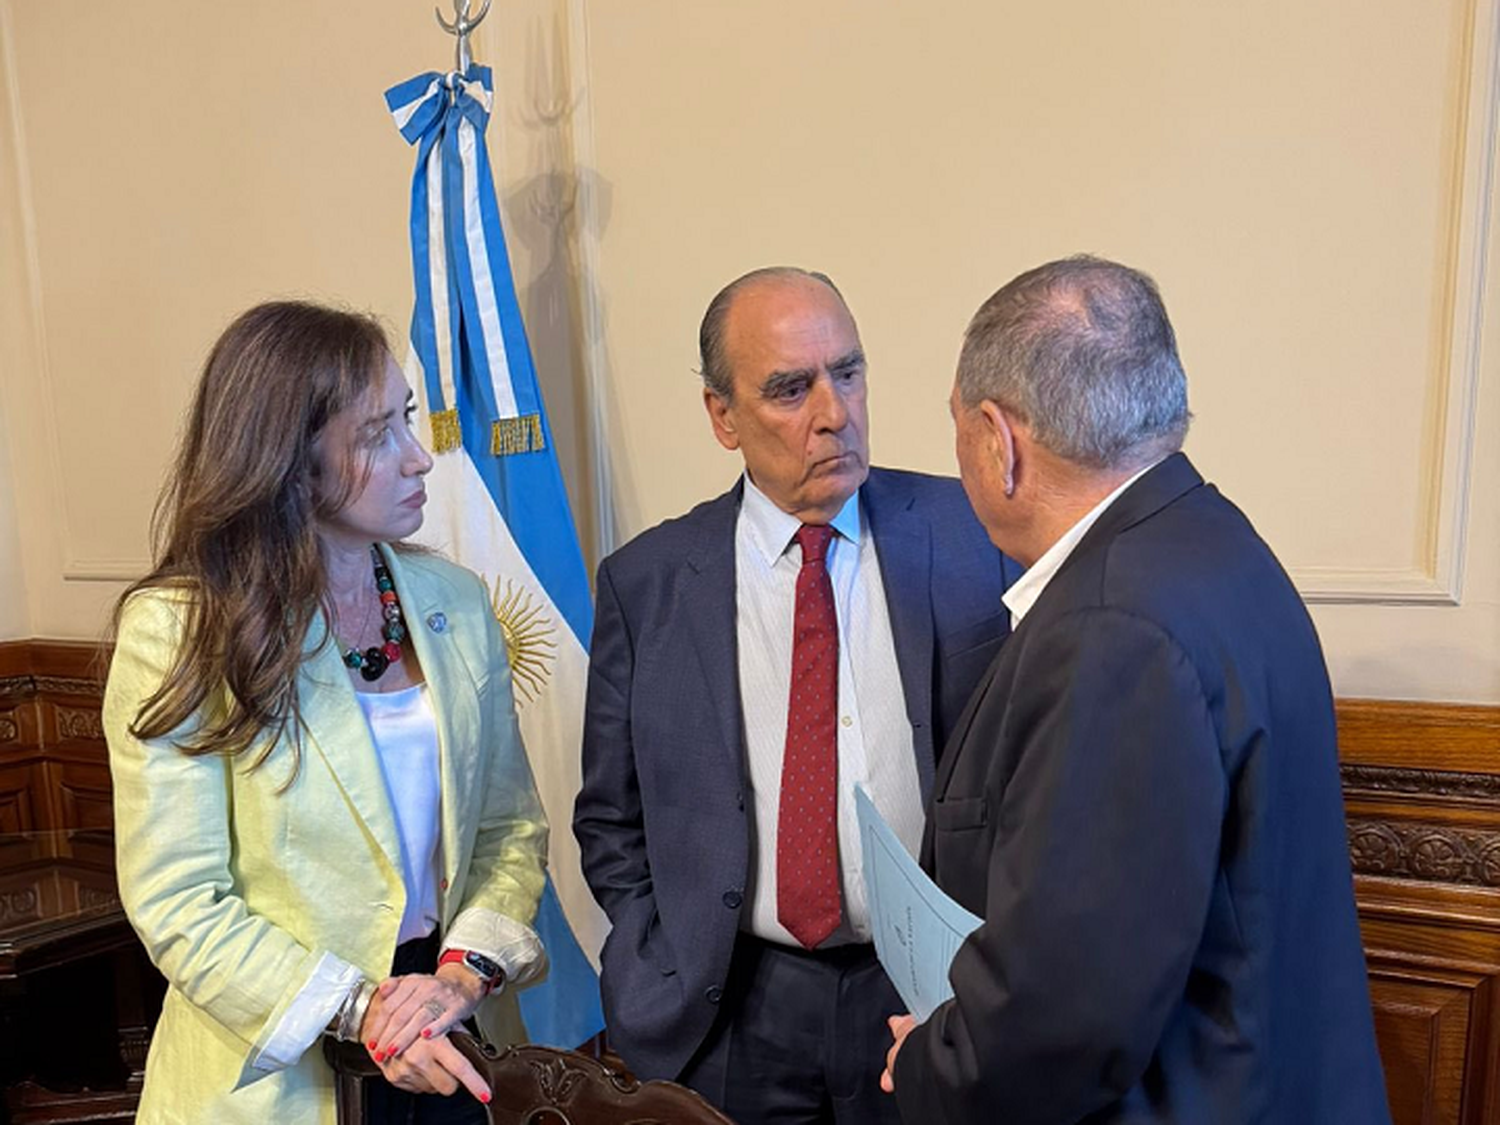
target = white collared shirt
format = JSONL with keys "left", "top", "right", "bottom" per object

{"left": 1002, "top": 459, "right": 1164, "bottom": 629}
{"left": 735, "top": 475, "right": 924, "bottom": 946}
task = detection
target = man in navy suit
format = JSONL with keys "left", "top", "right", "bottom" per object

{"left": 882, "top": 256, "right": 1391, "bottom": 1123}
{"left": 574, "top": 267, "right": 1015, "bottom": 1124}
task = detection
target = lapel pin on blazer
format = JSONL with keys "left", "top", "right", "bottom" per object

{"left": 426, "top": 611, "right": 448, "bottom": 634}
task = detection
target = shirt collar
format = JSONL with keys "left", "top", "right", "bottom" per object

{"left": 741, "top": 473, "right": 862, "bottom": 568}
{"left": 1001, "top": 457, "right": 1163, "bottom": 628}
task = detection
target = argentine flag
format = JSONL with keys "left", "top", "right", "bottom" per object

{"left": 385, "top": 65, "right": 605, "bottom": 1049}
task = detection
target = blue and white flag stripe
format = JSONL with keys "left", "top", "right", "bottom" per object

{"left": 386, "top": 65, "right": 605, "bottom": 1049}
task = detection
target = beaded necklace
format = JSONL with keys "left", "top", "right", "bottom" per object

{"left": 338, "top": 546, "right": 408, "bottom": 683}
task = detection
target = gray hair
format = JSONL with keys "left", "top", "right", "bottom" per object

{"left": 957, "top": 255, "right": 1190, "bottom": 470}
{"left": 698, "top": 267, "right": 849, "bottom": 401}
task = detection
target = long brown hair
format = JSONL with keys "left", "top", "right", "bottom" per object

{"left": 115, "top": 300, "right": 391, "bottom": 768}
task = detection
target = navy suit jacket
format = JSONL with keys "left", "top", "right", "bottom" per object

{"left": 894, "top": 454, "right": 1390, "bottom": 1124}
{"left": 574, "top": 467, "right": 1016, "bottom": 1081}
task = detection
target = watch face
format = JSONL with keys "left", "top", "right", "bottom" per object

{"left": 465, "top": 951, "right": 502, "bottom": 980}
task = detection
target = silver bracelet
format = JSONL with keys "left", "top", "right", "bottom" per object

{"left": 335, "top": 979, "right": 377, "bottom": 1042}
{"left": 331, "top": 981, "right": 358, "bottom": 1040}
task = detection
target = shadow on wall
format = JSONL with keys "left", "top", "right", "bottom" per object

{"left": 503, "top": 11, "right": 621, "bottom": 573}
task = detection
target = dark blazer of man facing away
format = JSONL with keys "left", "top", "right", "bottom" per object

{"left": 575, "top": 267, "right": 1015, "bottom": 1125}
{"left": 884, "top": 256, "right": 1391, "bottom": 1124}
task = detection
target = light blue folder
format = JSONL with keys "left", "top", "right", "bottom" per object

{"left": 855, "top": 785, "right": 983, "bottom": 1022}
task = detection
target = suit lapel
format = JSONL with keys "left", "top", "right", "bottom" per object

{"left": 862, "top": 470, "right": 938, "bottom": 798}
{"left": 297, "top": 624, "right": 404, "bottom": 880}
{"left": 1043, "top": 453, "right": 1204, "bottom": 598}
{"left": 382, "top": 545, "right": 482, "bottom": 895}
{"left": 682, "top": 485, "right": 747, "bottom": 778}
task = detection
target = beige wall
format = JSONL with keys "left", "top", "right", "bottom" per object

{"left": 1, "top": 0, "right": 1496, "bottom": 702}
{"left": 0, "top": 10, "right": 30, "bottom": 643}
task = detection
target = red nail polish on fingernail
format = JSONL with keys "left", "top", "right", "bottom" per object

{"left": 368, "top": 1041, "right": 378, "bottom": 1051}
{"left": 480, "top": 1092, "right": 491, "bottom": 1104}
{"left": 421, "top": 1028, "right": 432, "bottom": 1039}
{"left": 374, "top": 1052, "right": 384, "bottom": 1063}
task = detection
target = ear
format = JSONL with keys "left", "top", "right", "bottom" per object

{"left": 977, "top": 400, "right": 1018, "bottom": 495}
{"left": 704, "top": 387, "right": 741, "bottom": 452}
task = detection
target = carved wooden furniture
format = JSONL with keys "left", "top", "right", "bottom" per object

{"left": 1340, "top": 701, "right": 1500, "bottom": 1125}
{"left": 0, "top": 829, "right": 122, "bottom": 976}
{"left": 0, "top": 641, "right": 113, "bottom": 837}
{"left": 323, "top": 1034, "right": 735, "bottom": 1124}
{"left": 0, "top": 643, "right": 163, "bottom": 1122}
{"left": 0, "top": 828, "right": 161, "bottom": 1125}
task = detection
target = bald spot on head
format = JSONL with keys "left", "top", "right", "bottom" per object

{"left": 699, "top": 267, "right": 851, "bottom": 402}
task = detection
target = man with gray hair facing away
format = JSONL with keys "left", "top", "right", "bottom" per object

{"left": 881, "top": 256, "right": 1390, "bottom": 1123}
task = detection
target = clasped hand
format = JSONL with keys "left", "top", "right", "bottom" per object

{"left": 360, "top": 966, "right": 492, "bottom": 1102}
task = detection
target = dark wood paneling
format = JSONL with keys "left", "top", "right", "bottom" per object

{"left": 0, "top": 641, "right": 141, "bottom": 1124}
{"left": 1367, "top": 972, "right": 1472, "bottom": 1125}
{"left": 0, "top": 762, "right": 43, "bottom": 836}
{"left": 0, "top": 642, "right": 109, "bottom": 838}
{"left": 1339, "top": 700, "right": 1500, "bottom": 774}
{"left": 1338, "top": 699, "right": 1500, "bottom": 1125}
{"left": 46, "top": 761, "right": 114, "bottom": 833}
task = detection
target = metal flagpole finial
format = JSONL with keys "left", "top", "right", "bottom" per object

{"left": 435, "top": 0, "right": 492, "bottom": 75}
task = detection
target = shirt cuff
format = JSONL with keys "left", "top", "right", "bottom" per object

{"left": 443, "top": 908, "right": 546, "bottom": 987}
{"left": 249, "top": 951, "right": 363, "bottom": 1073}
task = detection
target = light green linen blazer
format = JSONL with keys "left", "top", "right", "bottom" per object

{"left": 104, "top": 546, "right": 548, "bottom": 1124}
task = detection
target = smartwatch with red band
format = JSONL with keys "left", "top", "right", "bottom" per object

{"left": 438, "top": 948, "right": 505, "bottom": 994}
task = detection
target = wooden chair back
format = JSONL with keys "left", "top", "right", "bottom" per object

{"left": 324, "top": 1033, "right": 736, "bottom": 1124}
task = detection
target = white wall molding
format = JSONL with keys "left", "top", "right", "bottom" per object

{"left": 1294, "top": 567, "right": 1467, "bottom": 606}
{"left": 60, "top": 559, "right": 147, "bottom": 583}
{"left": 1294, "top": 0, "right": 1497, "bottom": 606}
{"left": 4, "top": 6, "right": 145, "bottom": 590}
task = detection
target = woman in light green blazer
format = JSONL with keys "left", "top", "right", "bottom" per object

{"left": 104, "top": 302, "right": 548, "bottom": 1123}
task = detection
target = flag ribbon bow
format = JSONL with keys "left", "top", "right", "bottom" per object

{"left": 385, "top": 66, "right": 544, "bottom": 458}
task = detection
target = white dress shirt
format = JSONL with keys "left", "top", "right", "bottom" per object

{"left": 1002, "top": 459, "right": 1163, "bottom": 629}
{"left": 735, "top": 475, "right": 925, "bottom": 946}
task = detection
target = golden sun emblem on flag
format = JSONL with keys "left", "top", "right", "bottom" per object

{"left": 489, "top": 576, "right": 558, "bottom": 706}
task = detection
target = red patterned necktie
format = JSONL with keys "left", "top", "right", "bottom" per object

{"left": 777, "top": 523, "right": 842, "bottom": 949}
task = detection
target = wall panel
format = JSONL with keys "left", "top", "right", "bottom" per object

{"left": 572, "top": 0, "right": 1500, "bottom": 698}
{"left": 0, "top": 2, "right": 1494, "bottom": 699}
